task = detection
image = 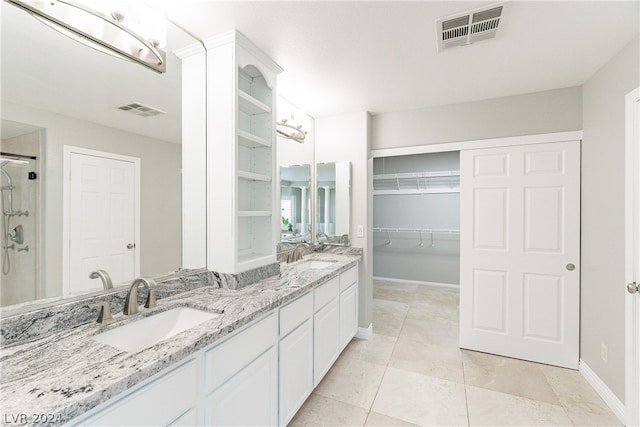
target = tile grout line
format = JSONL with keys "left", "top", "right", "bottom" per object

{"left": 363, "top": 288, "right": 414, "bottom": 426}
{"left": 460, "top": 346, "right": 471, "bottom": 427}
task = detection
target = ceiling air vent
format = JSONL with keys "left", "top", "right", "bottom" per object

{"left": 437, "top": 3, "right": 505, "bottom": 52}
{"left": 117, "top": 102, "right": 165, "bottom": 118}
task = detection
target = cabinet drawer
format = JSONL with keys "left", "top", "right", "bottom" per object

{"left": 81, "top": 359, "right": 197, "bottom": 426}
{"left": 205, "top": 312, "right": 277, "bottom": 393}
{"left": 314, "top": 276, "right": 340, "bottom": 311}
{"left": 340, "top": 266, "right": 358, "bottom": 292}
{"left": 280, "top": 291, "right": 313, "bottom": 337}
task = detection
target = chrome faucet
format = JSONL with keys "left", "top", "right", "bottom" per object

{"left": 89, "top": 270, "right": 113, "bottom": 290}
{"left": 287, "top": 243, "right": 310, "bottom": 263}
{"left": 123, "top": 278, "right": 158, "bottom": 315}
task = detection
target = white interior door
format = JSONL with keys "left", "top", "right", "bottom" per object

{"left": 68, "top": 151, "right": 137, "bottom": 294}
{"left": 460, "top": 141, "right": 580, "bottom": 368}
{"left": 625, "top": 87, "right": 640, "bottom": 427}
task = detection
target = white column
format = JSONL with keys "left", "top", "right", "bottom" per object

{"left": 300, "top": 186, "right": 308, "bottom": 237}
{"left": 324, "top": 186, "right": 331, "bottom": 235}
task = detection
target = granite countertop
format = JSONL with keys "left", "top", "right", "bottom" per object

{"left": 0, "top": 250, "right": 361, "bottom": 426}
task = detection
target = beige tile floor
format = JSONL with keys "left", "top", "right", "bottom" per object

{"left": 289, "top": 280, "right": 622, "bottom": 427}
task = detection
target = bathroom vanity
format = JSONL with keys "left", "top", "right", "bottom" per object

{"left": 0, "top": 250, "right": 361, "bottom": 426}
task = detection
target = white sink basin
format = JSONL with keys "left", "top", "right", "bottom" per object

{"left": 297, "top": 260, "right": 337, "bottom": 269}
{"left": 93, "top": 307, "right": 218, "bottom": 353}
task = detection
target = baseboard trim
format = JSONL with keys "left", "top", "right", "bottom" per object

{"left": 355, "top": 323, "right": 372, "bottom": 339}
{"left": 579, "top": 359, "right": 626, "bottom": 423}
{"left": 373, "top": 276, "right": 459, "bottom": 289}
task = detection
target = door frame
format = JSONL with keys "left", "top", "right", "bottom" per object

{"left": 62, "top": 145, "right": 141, "bottom": 296}
{"left": 625, "top": 86, "right": 640, "bottom": 427}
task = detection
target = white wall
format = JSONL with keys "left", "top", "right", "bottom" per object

{"left": 316, "top": 112, "right": 372, "bottom": 328}
{"left": 2, "top": 101, "right": 182, "bottom": 298}
{"left": 373, "top": 86, "right": 582, "bottom": 149}
{"left": 581, "top": 35, "right": 640, "bottom": 402}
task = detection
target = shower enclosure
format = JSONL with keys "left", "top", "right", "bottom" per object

{"left": 0, "top": 152, "right": 39, "bottom": 306}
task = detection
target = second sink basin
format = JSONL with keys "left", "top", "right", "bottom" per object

{"left": 93, "top": 307, "right": 219, "bottom": 353}
{"left": 297, "top": 260, "right": 337, "bottom": 269}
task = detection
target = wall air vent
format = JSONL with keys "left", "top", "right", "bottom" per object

{"left": 437, "top": 3, "right": 505, "bottom": 52}
{"left": 117, "top": 102, "right": 166, "bottom": 118}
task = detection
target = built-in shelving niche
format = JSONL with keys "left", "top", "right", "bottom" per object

{"left": 236, "top": 65, "right": 274, "bottom": 268}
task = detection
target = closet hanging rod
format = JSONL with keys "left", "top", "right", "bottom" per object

{"left": 372, "top": 227, "right": 460, "bottom": 234}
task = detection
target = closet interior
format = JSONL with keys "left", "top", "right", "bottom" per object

{"left": 373, "top": 151, "right": 460, "bottom": 286}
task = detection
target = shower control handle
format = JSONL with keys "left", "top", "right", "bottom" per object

{"left": 126, "top": 243, "right": 135, "bottom": 249}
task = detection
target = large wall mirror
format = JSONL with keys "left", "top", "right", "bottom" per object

{"left": 316, "top": 161, "right": 351, "bottom": 245}
{"left": 280, "top": 165, "right": 311, "bottom": 243}
{"left": 0, "top": 2, "right": 199, "bottom": 310}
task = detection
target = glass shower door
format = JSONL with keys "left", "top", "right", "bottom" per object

{"left": 0, "top": 155, "right": 38, "bottom": 306}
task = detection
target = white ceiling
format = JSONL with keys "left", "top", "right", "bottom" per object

{"left": 156, "top": 0, "right": 639, "bottom": 117}
{"left": 1, "top": 1, "right": 195, "bottom": 144}
{"left": 2, "top": 1, "right": 638, "bottom": 143}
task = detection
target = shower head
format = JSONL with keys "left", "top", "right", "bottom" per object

{"left": 0, "top": 164, "right": 12, "bottom": 187}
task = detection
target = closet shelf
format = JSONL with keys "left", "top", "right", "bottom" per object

{"left": 238, "top": 130, "right": 271, "bottom": 148}
{"left": 373, "top": 170, "right": 460, "bottom": 195}
{"left": 238, "top": 90, "right": 271, "bottom": 115}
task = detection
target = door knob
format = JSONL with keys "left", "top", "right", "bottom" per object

{"left": 566, "top": 263, "right": 575, "bottom": 271}
{"left": 627, "top": 282, "right": 639, "bottom": 294}
{"left": 126, "top": 243, "right": 135, "bottom": 249}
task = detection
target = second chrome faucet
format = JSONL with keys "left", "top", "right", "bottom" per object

{"left": 123, "top": 278, "right": 158, "bottom": 315}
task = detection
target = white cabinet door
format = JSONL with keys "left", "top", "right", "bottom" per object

{"left": 340, "top": 283, "right": 358, "bottom": 350}
{"left": 279, "top": 319, "right": 314, "bottom": 426}
{"left": 460, "top": 141, "right": 580, "bottom": 369}
{"left": 206, "top": 346, "right": 278, "bottom": 426}
{"left": 314, "top": 297, "right": 340, "bottom": 386}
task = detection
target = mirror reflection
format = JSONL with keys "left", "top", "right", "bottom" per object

{"left": 0, "top": 2, "right": 197, "bottom": 308}
{"left": 280, "top": 165, "right": 311, "bottom": 243}
{"left": 316, "top": 161, "right": 351, "bottom": 245}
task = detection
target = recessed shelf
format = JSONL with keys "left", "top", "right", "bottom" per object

{"left": 238, "top": 130, "right": 271, "bottom": 148}
{"left": 238, "top": 91, "right": 271, "bottom": 115}
{"left": 237, "top": 252, "right": 273, "bottom": 267}
{"left": 238, "top": 210, "right": 272, "bottom": 217}
{"left": 238, "top": 171, "right": 271, "bottom": 182}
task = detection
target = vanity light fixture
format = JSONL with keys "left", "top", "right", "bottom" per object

{"left": 276, "top": 119, "right": 307, "bottom": 144}
{"left": 5, "top": 0, "right": 167, "bottom": 73}
{"left": 277, "top": 96, "right": 308, "bottom": 143}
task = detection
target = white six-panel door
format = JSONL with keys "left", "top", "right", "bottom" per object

{"left": 460, "top": 141, "right": 580, "bottom": 368}
{"left": 68, "top": 151, "right": 137, "bottom": 294}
